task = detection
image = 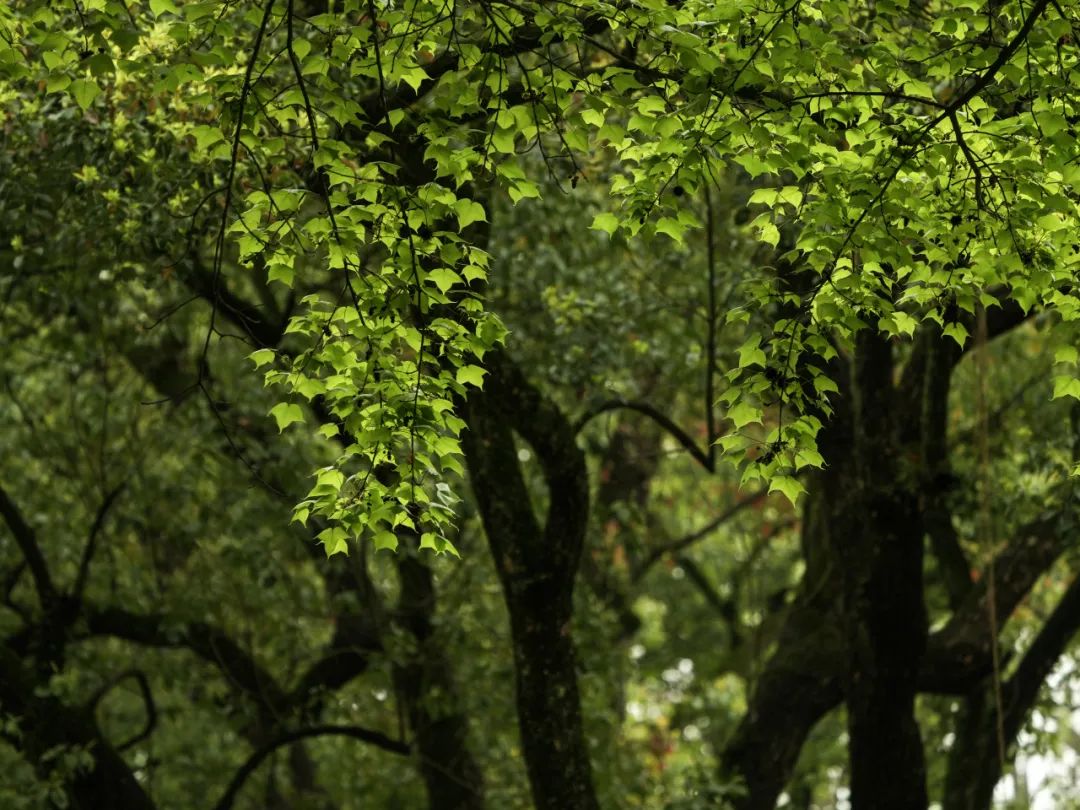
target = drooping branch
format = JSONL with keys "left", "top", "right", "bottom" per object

{"left": 211, "top": 724, "right": 410, "bottom": 810}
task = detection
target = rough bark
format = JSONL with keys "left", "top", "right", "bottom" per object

{"left": 393, "top": 555, "right": 486, "bottom": 810}
{"left": 461, "top": 351, "right": 599, "bottom": 810}
{"left": 842, "top": 331, "right": 928, "bottom": 810}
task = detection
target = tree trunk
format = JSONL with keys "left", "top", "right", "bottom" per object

{"left": 461, "top": 351, "right": 599, "bottom": 810}
{"left": 843, "top": 331, "right": 928, "bottom": 810}
{"left": 394, "top": 555, "right": 486, "bottom": 810}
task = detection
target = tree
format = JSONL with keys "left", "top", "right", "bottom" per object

{"left": 5, "top": 0, "right": 1080, "bottom": 809}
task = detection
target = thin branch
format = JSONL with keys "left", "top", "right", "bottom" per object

{"left": 674, "top": 554, "right": 734, "bottom": 622}
{"left": 0, "top": 484, "right": 56, "bottom": 607}
{"left": 575, "top": 399, "right": 713, "bottom": 471}
{"left": 212, "top": 725, "right": 409, "bottom": 810}
{"left": 200, "top": 0, "right": 278, "bottom": 374}
{"left": 87, "top": 669, "right": 157, "bottom": 752}
{"left": 929, "top": 0, "right": 1052, "bottom": 129}
{"left": 949, "top": 110, "right": 986, "bottom": 209}
{"left": 632, "top": 489, "right": 768, "bottom": 580}
{"left": 72, "top": 483, "right": 125, "bottom": 601}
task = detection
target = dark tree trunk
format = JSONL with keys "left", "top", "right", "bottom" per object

{"left": 942, "top": 688, "right": 997, "bottom": 810}
{"left": 394, "top": 555, "right": 486, "bottom": 810}
{"left": 723, "top": 333, "right": 931, "bottom": 809}
{"left": 720, "top": 596, "right": 842, "bottom": 810}
{"left": 842, "top": 331, "right": 928, "bottom": 810}
{"left": 504, "top": 577, "right": 598, "bottom": 810}
{"left": 461, "top": 351, "right": 599, "bottom": 810}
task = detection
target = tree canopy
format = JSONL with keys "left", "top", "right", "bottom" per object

{"left": 3, "top": 0, "right": 1080, "bottom": 808}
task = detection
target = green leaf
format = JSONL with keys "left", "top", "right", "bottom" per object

{"left": 267, "top": 263, "right": 295, "bottom": 287}
{"left": 757, "top": 221, "right": 779, "bottom": 247}
{"left": 737, "top": 336, "right": 766, "bottom": 369}
{"left": 249, "top": 349, "right": 275, "bottom": 369}
{"left": 813, "top": 374, "right": 839, "bottom": 396}
{"left": 591, "top": 212, "right": 619, "bottom": 236}
{"left": 1055, "top": 345, "right": 1079, "bottom": 365}
{"left": 269, "top": 402, "right": 304, "bottom": 431}
{"left": 728, "top": 401, "right": 762, "bottom": 429}
{"left": 655, "top": 217, "right": 686, "bottom": 243}
{"left": 581, "top": 108, "right": 605, "bottom": 127}
{"left": 46, "top": 74, "right": 71, "bottom": 93}
{"left": 768, "top": 475, "right": 806, "bottom": 507}
{"left": 1052, "top": 375, "right": 1080, "bottom": 400}
{"left": 795, "top": 448, "right": 825, "bottom": 470}
{"left": 943, "top": 323, "right": 969, "bottom": 348}
{"left": 456, "top": 365, "right": 487, "bottom": 388}
{"left": 426, "top": 267, "right": 461, "bottom": 293}
{"left": 372, "top": 529, "right": 399, "bottom": 552}
{"left": 455, "top": 199, "right": 487, "bottom": 229}
{"left": 148, "top": 0, "right": 178, "bottom": 15}
{"left": 69, "top": 79, "right": 100, "bottom": 110}
{"left": 507, "top": 180, "right": 541, "bottom": 203}
{"left": 491, "top": 128, "right": 516, "bottom": 153}
{"left": 318, "top": 526, "right": 349, "bottom": 557}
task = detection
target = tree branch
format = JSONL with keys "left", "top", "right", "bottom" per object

{"left": 72, "top": 483, "right": 125, "bottom": 602}
{"left": 574, "top": 398, "right": 713, "bottom": 471}
{"left": 0, "top": 643, "right": 158, "bottom": 810}
{"left": 83, "top": 605, "right": 290, "bottom": 715}
{"left": 1002, "top": 574, "right": 1080, "bottom": 742}
{"left": 921, "top": 510, "right": 1071, "bottom": 692}
{"left": 87, "top": 668, "right": 158, "bottom": 752}
{"left": 631, "top": 489, "right": 768, "bottom": 581}
{"left": 0, "top": 483, "right": 56, "bottom": 608}
{"left": 2, "top": 560, "right": 29, "bottom": 621}
{"left": 181, "top": 258, "right": 287, "bottom": 349}
{"left": 212, "top": 724, "right": 409, "bottom": 810}
{"left": 484, "top": 351, "right": 589, "bottom": 575}
{"left": 928, "top": 0, "right": 1052, "bottom": 129}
